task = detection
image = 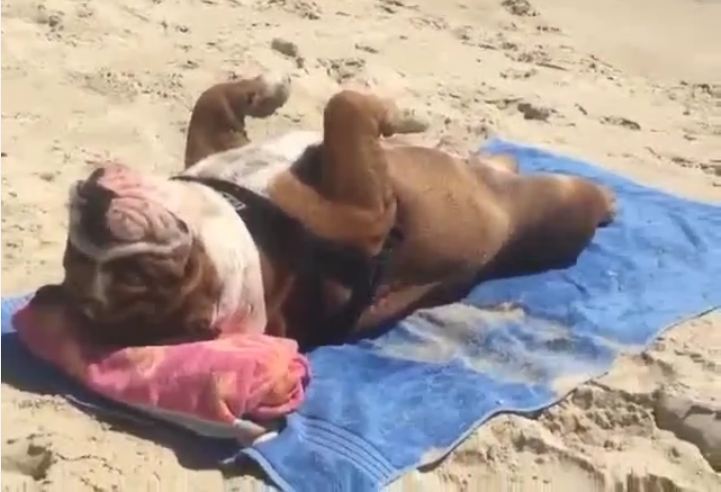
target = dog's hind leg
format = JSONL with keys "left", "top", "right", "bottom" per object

{"left": 313, "top": 90, "right": 410, "bottom": 255}
{"left": 183, "top": 73, "right": 291, "bottom": 168}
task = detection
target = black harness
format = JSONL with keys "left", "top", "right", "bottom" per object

{"left": 172, "top": 175, "right": 402, "bottom": 347}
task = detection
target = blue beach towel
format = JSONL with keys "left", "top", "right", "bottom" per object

{"left": 2, "top": 139, "right": 720, "bottom": 491}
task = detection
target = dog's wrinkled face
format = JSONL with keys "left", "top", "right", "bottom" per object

{"left": 63, "top": 163, "right": 222, "bottom": 346}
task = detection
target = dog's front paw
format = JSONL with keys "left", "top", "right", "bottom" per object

{"left": 245, "top": 72, "right": 292, "bottom": 118}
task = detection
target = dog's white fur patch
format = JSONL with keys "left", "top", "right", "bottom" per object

{"left": 68, "top": 130, "right": 321, "bottom": 335}
{"left": 168, "top": 180, "right": 268, "bottom": 335}
{"left": 174, "top": 131, "right": 324, "bottom": 332}
{"left": 184, "top": 130, "right": 321, "bottom": 196}
{"left": 68, "top": 177, "right": 269, "bottom": 335}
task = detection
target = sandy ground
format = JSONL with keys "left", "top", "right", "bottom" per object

{"left": 2, "top": 0, "right": 720, "bottom": 490}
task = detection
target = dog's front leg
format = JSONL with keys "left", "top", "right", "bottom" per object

{"left": 183, "top": 73, "right": 291, "bottom": 168}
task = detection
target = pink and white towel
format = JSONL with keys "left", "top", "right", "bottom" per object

{"left": 13, "top": 297, "right": 310, "bottom": 444}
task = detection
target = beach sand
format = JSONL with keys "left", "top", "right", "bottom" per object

{"left": 2, "top": 0, "right": 720, "bottom": 490}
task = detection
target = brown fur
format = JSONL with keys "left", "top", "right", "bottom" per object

{"left": 62, "top": 77, "right": 614, "bottom": 348}
{"left": 184, "top": 85, "right": 614, "bottom": 346}
{"left": 62, "top": 238, "right": 222, "bottom": 346}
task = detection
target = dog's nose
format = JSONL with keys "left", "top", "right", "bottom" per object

{"left": 78, "top": 297, "right": 105, "bottom": 320}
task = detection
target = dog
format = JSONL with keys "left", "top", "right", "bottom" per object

{"left": 60, "top": 73, "right": 615, "bottom": 349}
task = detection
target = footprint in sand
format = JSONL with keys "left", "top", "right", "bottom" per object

{"left": 34, "top": 6, "right": 64, "bottom": 31}
{"left": 377, "top": 0, "right": 418, "bottom": 15}
{"left": 261, "top": 0, "right": 321, "bottom": 20}
{"left": 2, "top": 438, "right": 55, "bottom": 481}
{"left": 501, "top": 0, "right": 539, "bottom": 17}
{"left": 517, "top": 101, "right": 551, "bottom": 121}
{"left": 654, "top": 390, "right": 721, "bottom": 471}
{"left": 322, "top": 57, "right": 367, "bottom": 84}
{"left": 501, "top": 67, "right": 538, "bottom": 80}
{"left": 75, "top": 69, "right": 141, "bottom": 103}
{"left": 601, "top": 115, "right": 641, "bottom": 131}
{"left": 271, "top": 38, "right": 305, "bottom": 68}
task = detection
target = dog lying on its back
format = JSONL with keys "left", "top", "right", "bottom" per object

{"left": 59, "top": 73, "right": 615, "bottom": 349}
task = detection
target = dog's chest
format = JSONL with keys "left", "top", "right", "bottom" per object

{"left": 182, "top": 131, "right": 321, "bottom": 196}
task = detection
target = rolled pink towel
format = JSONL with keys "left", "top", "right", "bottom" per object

{"left": 13, "top": 294, "right": 310, "bottom": 442}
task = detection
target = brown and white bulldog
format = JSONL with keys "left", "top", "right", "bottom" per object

{"left": 60, "top": 73, "right": 615, "bottom": 349}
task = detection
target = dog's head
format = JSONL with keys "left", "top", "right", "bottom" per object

{"left": 62, "top": 163, "right": 264, "bottom": 346}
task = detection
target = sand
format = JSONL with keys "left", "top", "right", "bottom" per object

{"left": 2, "top": 0, "right": 720, "bottom": 490}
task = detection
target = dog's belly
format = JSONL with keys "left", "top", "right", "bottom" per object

{"left": 350, "top": 146, "right": 514, "bottom": 331}
{"left": 183, "top": 131, "right": 512, "bottom": 335}
{"left": 184, "top": 131, "right": 510, "bottom": 285}
{"left": 182, "top": 130, "right": 321, "bottom": 193}
{"left": 383, "top": 146, "right": 510, "bottom": 285}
